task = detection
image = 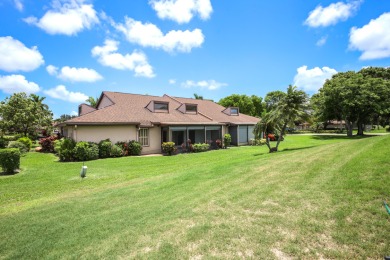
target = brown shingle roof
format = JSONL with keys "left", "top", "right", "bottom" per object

{"left": 61, "top": 91, "right": 260, "bottom": 126}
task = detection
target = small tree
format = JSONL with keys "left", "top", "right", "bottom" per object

{"left": 262, "top": 85, "right": 309, "bottom": 152}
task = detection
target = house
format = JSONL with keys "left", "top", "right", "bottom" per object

{"left": 58, "top": 91, "right": 260, "bottom": 154}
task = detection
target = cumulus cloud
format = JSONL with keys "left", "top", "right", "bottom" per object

{"left": 0, "top": 36, "right": 44, "bottom": 72}
{"left": 149, "top": 0, "right": 213, "bottom": 24}
{"left": 46, "top": 65, "right": 58, "bottom": 75}
{"left": 293, "top": 66, "right": 337, "bottom": 92}
{"left": 349, "top": 12, "right": 390, "bottom": 60}
{"left": 181, "top": 80, "right": 227, "bottom": 90}
{"left": 24, "top": 0, "right": 99, "bottom": 36}
{"left": 46, "top": 65, "right": 103, "bottom": 82}
{"left": 0, "top": 74, "right": 40, "bottom": 94}
{"left": 92, "top": 40, "right": 155, "bottom": 78}
{"left": 114, "top": 17, "right": 204, "bottom": 53}
{"left": 169, "top": 79, "right": 176, "bottom": 84}
{"left": 44, "top": 85, "right": 88, "bottom": 103}
{"left": 316, "top": 35, "right": 328, "bottom": 46}
{"left": 70, "top": 110, "right": 78, "bottom": 116}
{"left": 14, "top": 0, "right": 23, "bottom": 11}
{"left": 305, "top": 1, "right": 361, "bottom": 27}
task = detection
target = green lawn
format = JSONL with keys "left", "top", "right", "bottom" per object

{"left": 1, "top": 135, "right": 389, "bottom": 259}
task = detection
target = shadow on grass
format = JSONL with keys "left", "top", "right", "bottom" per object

{"left": 309, "top": 135, "right": 376, "bottom": 141}
{"left": 253, "top": 146, "right": 316, "bottom": 156}
{"left": 0, "top": 170, "right": 19, "bottom": 176}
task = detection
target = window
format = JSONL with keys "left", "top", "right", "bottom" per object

{"left": 186, "top": 104, "right": 197, "bottom": 113}
{"left": 139, "top": 128, "right": 149, "bottom": 146}
{"left": 231, "top": 108, "right": 239, "bottom": 115}
{"left": 154, "top": 102, "right": 168, "bottom": 111}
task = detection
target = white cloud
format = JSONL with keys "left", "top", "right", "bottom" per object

{"left": 14, "top": 0, "right": 23, "bottom": 11}
{"left": 0, "top": 36, "right": 44, "bottom": 72}
{"left": 316, "top": 35, "right": 328, "bottom": 46}
{"left": 47, "top": 65, "right": 103, "bottom": 82}
{"left": 114, "top": 17, "right": 204, "bottom": 53}
{"left": 349, "top": 12, "right": 390, "bottom": 60}
{"left": 293, "top": 66, "right": 337, "bottom": 92}
{"left": 169, "top": 79, "right": 176, "bottom": 84}
{"left": 24, "top": 0, "right": 99, "bottom": 36}
{"left": 305, "top": 1, "right": 361, "bottom": 27}
{"left": 0, "top": 74, "right": 40, "bottom": 94}
{"left": 44, "top": 85, "right": 88, "bottom": 103}
{"left": 70, "top": 110, "right": 78, "bottom": 116}
{"left": 181, "top": 80, "right": 227, "bottom": 90}
{"left": 149, "top": 0, "right": 212, "bottom": 24}
{"left": 46, "top": 65, "right": 58, "bottom": 75}
{"left": 92, "top": 40, "right": 155, "bottom": 78}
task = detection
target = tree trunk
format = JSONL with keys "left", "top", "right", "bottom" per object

{"left": 345, "top": 119, "right": 353, "bottom": 137}
{"left": 357, "top": 121, "right": 364, "bottom": 136}
{"left": 275, "top": 122, "right": 288, "bottom": 150}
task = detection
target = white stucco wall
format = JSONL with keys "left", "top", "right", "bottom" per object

{"left": 141, "top": 126, "right": 161, "bottom": 154}
{"left": 74, "top": 125, "right": 137, "bottom": 144}
{"left": 63, "top": 125, "right": 162, "bottom": 154}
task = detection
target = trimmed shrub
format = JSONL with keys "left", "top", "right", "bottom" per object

{"left": 73, "top": 142, "right": 99, "bottom": 161}
{"left": 8, "top": 141, "right": 28, "bottom": 154}
{"left": 162, "top": 142, "right": 176, "bottom": 155}
{"left": 57, "top": 138, "right": 76, "bottom": 162}
{"left": 223, "top": 134, "right": 231, "bottom": 148}
{"left": 0, "top": 137, "right": 7, "bottom": 148}
{"left": 0, "top": 148, "right": 20, "bottom": 174}
{"left": 17, "top": 137, "right": 32, "bottom": 151}
{"left": 193, "top": 143, "right": 210, "bottom": 153}
{"left": 128, "top": 140, "right": 142, "bottom": 156}
{"left": 98, "top": 139, "right": 112, "bottom": 158}
{"left": 110, "top": 145, "right": 123, "bottom": 157}
{"left": 39, "top": 136, "right": 57, "bottom": 153}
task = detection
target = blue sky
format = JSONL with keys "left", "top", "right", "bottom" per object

{"left": 0, "top": 0, "right": 389, "bottom": 118}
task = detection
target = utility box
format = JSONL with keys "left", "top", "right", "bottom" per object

{"left": 80, "top": 166, "right": 87, "bottom": 178}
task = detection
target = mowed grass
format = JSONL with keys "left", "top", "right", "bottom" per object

{"left": 0, "top": 135, "right": 389, "bottom": 259}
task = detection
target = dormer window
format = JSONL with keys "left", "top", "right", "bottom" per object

{"left": 222, "top": 107, "right": 239, "bottom": 116}
{"left": 230, "top": 108, "right": 239, "bottom": 115}
{"left": 185, "top": 104, "right": 197, "bottom": 113}
{"left": 154, "top": 102, "right": 169, "bottom": 111}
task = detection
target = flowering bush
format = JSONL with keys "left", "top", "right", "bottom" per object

{"left": 39, "top": 136, "right": 58, "bottom": 152}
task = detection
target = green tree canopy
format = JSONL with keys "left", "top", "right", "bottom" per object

{"left": 218, "top": 94, "right": 263, "bottom": 117}
{"left": 54, "top": 114, "right": 76, "bottom": 123}
{"left": 0, "top": 93, "right": 53, "bottom": 137}
{"left": 314, "top": 69, "right": 390, "bottom": 136}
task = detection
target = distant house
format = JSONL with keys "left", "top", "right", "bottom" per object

{"left": 58, "top": 91, "right": 260, "bottom": 154}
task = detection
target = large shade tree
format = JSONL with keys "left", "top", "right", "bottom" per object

{"left": 218, "top": 94, "right": 263, "bottom": 117}
{"left": 313, "top": 69, "right": 390, "bottom": 136}
{"left": 261, "top": 85, "right": 309, "bottom": 152}
{"left": 0, "top": 93, "right": 53, "bottom": 137}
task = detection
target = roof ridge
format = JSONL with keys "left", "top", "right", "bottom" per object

{"left": 198, "top": 111, "right": 213, "bottom": 121}
{"left": 104, "top": 91, "right": 164, "bottom": 99}
{"left": 163, "top": 94, "right": 183, "bottom": 104}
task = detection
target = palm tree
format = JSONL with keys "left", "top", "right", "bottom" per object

{"left": 263, "top": 85, "right": 309, "bottom": 152}
{"left": 193, "top": 93, "right": 203, "bottom": 100}
{"left": 86, "top": 96, "right": 98, "bottom": 107}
